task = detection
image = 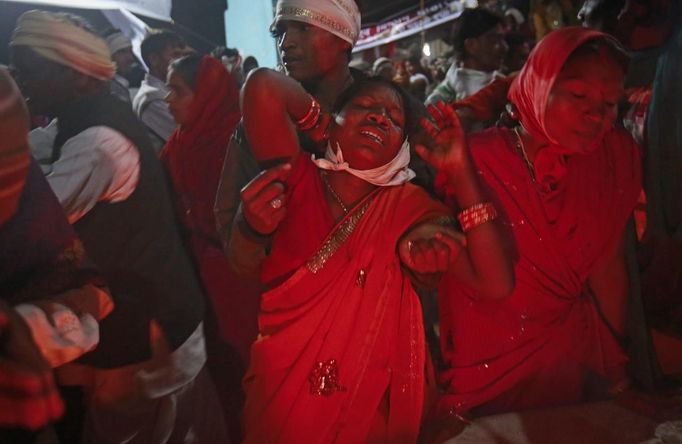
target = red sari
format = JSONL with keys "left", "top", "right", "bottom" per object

{"left": 243, "top": 157, "right": 449, "bottom": 443}
{"left": 437, "top": 28, "right": 643, "bottom": 415}
{"left": 159, "top": 57, "right": 252, "bottom": 357}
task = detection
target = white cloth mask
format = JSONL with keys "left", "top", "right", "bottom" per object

{"left": 313, "top": 138, "right": 415, "bottom": 187}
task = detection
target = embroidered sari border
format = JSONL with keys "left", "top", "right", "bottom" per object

{"left": 306, "top": 190, "right": 379, "bottom": 274}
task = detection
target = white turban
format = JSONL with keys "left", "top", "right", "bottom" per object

{"left": 105, "top": 31, "right": 132, "bottom": 55}
{"left": 271, "top": 0, "right": 361, "bottom": 45}
{"left": 11, "top": 10, "right": 115, "bottom": 81}
{"left": 504, "top": 8, "right": 525, "bottom": 25}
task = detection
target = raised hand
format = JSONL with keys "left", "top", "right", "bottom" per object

{"left": 240, "top": 163, "right": 292, "bottom": 235}
{"left": 415, "top": 101, "right": 470, "bottom": 173}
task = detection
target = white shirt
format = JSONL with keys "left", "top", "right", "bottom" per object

{"left": 30, "top": 120, "right": 140, "bottom": 223}
{"left": 132, "top": 74, "right": 177, "bottom": 153}
{"left": 426, "top": 63, "right": 505, "bottom": 106}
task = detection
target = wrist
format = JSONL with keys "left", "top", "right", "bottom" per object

{"left": 236, "top": 212, "right": 273, "bottom": 243}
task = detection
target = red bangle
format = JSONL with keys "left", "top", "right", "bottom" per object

{"left": 297, "top": 95, "right": 321, "bottom": 131}
{"left": 457, "top": 202, "right": 497, "bottom": 232}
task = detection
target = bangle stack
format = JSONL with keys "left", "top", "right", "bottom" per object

{"left": 297, "top": 95, "right": 321, "bottom": 131}
{"left": 457, "top": 202, "right": 498, "bottom": 232}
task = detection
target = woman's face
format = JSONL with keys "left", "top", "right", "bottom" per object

{"left": 329, "top": 83, "right": 406, "bottom": 170}
{"left": 544, "top": 49, "right": 624, "bottom": 152}
{"left": 165, "top": 70, "right": 195, "bottom": 125}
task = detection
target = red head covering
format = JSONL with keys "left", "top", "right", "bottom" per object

{"left": 507, "top": 27, "right": 623, "bottom": 189}
{"left": 161, "top": 55, "right": 240, "bottom": 252}
{"left": 508, "top": 26, "right": 622, "bottom": 146}
{"left": 165, "top": 55, "right": 241, "bottom": 148}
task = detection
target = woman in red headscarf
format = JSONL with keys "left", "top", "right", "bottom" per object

{"left": 162, "top": 54, "right": 246, "bottom": 438}
{"left": 436, "top": 27, "right": 642, "bottom": 418}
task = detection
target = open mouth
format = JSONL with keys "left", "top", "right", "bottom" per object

{"left": 282, "top": 56, "right": 303, "bottom": 66}
{"left": 360, "top": 130, "right": 384, "bottom": 145}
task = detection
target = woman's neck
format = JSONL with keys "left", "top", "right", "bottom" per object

{"left": 323, "top": 169, "right": 376, "bottom": 216}
{"left": 516, "top": 125, "right": 550, "bottom": 163}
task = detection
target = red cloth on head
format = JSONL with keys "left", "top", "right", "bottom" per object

{"left": 160, "top": 56, "right": 252, "bottom": 356}
{"left": 508, "top": 27, "right": 622, "bottom": 191}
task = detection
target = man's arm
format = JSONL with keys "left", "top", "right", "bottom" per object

{"left": 43, "top": 126, "right": 140, "bottom": 223}
{"left": 589, "top": 235, "right": 629, "bottom": 338}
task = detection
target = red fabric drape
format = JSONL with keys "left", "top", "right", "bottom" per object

{"left": 437, "top": 27, "right": 643, "bottom": 416}
{"left": 437, "top": 125, "right": 641, "bottom": 416}
{"left": 160, "top": 56, "right": 252, "bottom": 356}
{"left": 244, "top": 157, "right": 449, "bottom": 443}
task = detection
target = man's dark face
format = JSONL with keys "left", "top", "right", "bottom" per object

{"left": 150, "top": 43, "right": 188, "bottom": 80}
{"left": 10, "top": 46, "right": 76, "bottom": 116}
{"left": 272, "top": 20, "right": 350, "bottom": 83}
{"left": 468, "top": 24, "right": 508, "bottom": 72}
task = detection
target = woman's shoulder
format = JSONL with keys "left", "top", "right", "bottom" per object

{"left": 467, "top": 127, "right": 515, "bottom": 160}
{"left": 393, "top": 182, "right": 451, "bottom": 217}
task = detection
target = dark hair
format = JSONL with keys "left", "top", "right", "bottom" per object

{"left": 451, "top": 8, "right": 503, "bottom": 58}
{"left": 243, "top": 56, "right": 259, "bottom": 74}
{"left": 504, "top": 32, "right": 529, "bottom": 50}
{"left": 567, "top": 38, "right": 630, "bottom": 73}
{"left": 211, "top": 46, "right": 240, "bottom": 59}
{"left": 141, "top": 30, "right": 185, "bottom": 68}
{"left": 333, "top": 76, "right": 418, "bottom": 139}
{"left": 168, "top": 54, "right": 203, "bottom": 90}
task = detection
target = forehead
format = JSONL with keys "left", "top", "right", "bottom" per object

{"left": 347, "top": 83, "right": 403, "bottom": 108}
{"left": 273, "top": 18, "right": 326, "bottom": 33}
{"left": 478, "top": 24, "right": 504, "bottom": 40}
{"left": 557, "top": 49, "right": 625, "bottom": 83}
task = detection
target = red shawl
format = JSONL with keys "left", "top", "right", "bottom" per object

{"left": 160, "top": 56, "right": 246, "bottom": 350}
{"left": 243, "top": 157, "right": 450, "bottom": 443}
{"left": 437, "top": 27, "right": 642, "bottom": 416}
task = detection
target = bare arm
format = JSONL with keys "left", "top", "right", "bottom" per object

{"left": 589, "top": 235, "right": 628, "bottom": 337}
{"left": 414, "top": 102, "right": 514, "bottom": 299}
{"left": 241, "top": 68, "right": 312, "bottom": 165}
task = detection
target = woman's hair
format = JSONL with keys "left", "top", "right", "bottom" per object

{"left": 566, "top": 37, "right": 629, "bottom": 73}
{"left": 168, "top": 54, "right": 203, "bottom": 90}
{"left": 332, "top": 76, "right": 418, "bottom": 140}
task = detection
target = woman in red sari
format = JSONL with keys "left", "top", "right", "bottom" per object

{"left": 437, "top": 27, "right": 642, "bottom": 419}
{"left": 236, "top": 70, "right": 514, "bottom": 442}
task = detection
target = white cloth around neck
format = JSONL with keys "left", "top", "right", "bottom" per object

{"left": 313, "top": 138, "right": 415, "bottom": 187}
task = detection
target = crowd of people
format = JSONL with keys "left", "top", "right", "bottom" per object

{"left": 0, "top": 0, "right": 680, "bottom": 443}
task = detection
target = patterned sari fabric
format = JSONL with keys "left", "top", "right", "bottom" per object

{"left": 437, "top": 28, "right": 643, "bottom": 416}
{"left": 243, "top": 157, "right": 449, "bottom": 443}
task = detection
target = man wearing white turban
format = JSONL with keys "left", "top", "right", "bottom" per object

{"left": 103, "top": 29, "right": 136, "bottom": 104}
{"left": 210, "top": 0, "right": 361, "bottom": 438}
{"left": 10, "top": 10, "right": 227, "bottom": 444}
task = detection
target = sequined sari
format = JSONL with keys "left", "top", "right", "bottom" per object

{"left": 437, "top": 28, "right": 642, "bottom": 416}
{"left": 242, "top": 157, "right": 449, "bottom": 443}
